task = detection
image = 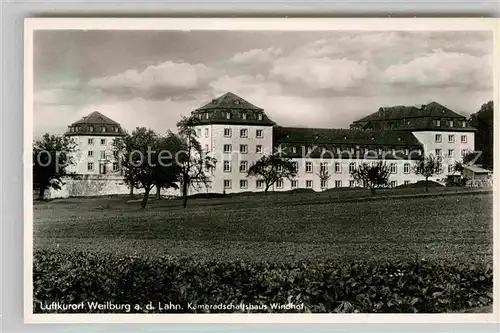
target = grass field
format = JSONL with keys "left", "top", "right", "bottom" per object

{"left": 33, "top": 187, "right": 493, "bottom": 264}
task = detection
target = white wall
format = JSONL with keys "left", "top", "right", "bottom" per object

{"left": 67, "top": 135, "right": 121, "bottom": 175}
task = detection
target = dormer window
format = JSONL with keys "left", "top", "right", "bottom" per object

{"left": 101, "top": 126, "right": 106, "bottom": 133}
{"left": 242, "top": 113, "right": 247, "bottom": 120}
{"left": 258, "top": 114, "right": 263, "bottom": 121}
{"left": 436, "top": 120, "right": 441, "bottom": 127}
{"left": 462, "top": 121, "right": 466, "bottom": 128}
{"left": 89, "top": 126, "right": 94, "bottom": 132}
{"left": 114, "top": 127, "right": 119, "bottom": 133}
{"left": 449, "top": 120, "right": 454, "bottom": 127}
{"left": 205, "top": 113, "right": 209, "bottom": 119}
{"left": 226, "top": 112, "right": 231, "bottom": 120}
{"left": 234, "top": 100, "right": 240, "bottom": 105}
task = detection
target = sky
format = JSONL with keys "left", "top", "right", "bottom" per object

{"left": 33, "top": 30, "right": 493, "bottom": 138}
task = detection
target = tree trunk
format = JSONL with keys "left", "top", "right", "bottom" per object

{"left": 370, "top": 187, "right": 376, "bottom": 195}
{"left": 425, "top": 177, "right": 429, "bottom": 192}
{"left": 141, "top": 187, "right": 151, "bottom": 209}
{"left": 156, "top": 184, "right": 161, "bottom": 200}
{"left": 182, "top": 179, "right": 188, "bottom": 208}
{"left": 129, "top": 185, "right": 134, "bottom": 197}
{"left": 38, "top": 186, "right": 46, "bottom": 200}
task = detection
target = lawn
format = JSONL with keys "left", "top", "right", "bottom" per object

{"left": 33, "top": 188, "right": 493, "bottom": 264}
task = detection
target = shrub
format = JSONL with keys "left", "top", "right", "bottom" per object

{"left": 33, "top": 250, "right": 492, "bottom": 314}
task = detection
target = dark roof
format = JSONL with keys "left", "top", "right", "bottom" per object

{"left": 66, "top": 111, "right": 125, "bottom": 137}
{"left": 192, "top": 92, "right": 275, "bottom": 126}
{"left": 196, "top": 92, "right": 263, "bottom": 111}
{"left": 71, "top": 111, "right": 121, "bottom": 126}
{"left": 355, "top": 102, "right": 466, "bottom": 123}
{"left": 273, "top": 126, "right": 422, "bottom": 147}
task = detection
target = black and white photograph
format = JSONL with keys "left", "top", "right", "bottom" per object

{"left": 25, "top": 18, "right": 497, "bottom": 323}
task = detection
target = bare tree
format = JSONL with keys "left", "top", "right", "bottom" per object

{"left": 350, "top": 161, "right": 391, "bottom": 195}
{"left": 412, "top": 154, "right": 442, "bottom": 193}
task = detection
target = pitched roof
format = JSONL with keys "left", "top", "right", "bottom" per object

{"left": 463, "top": 165, "right": 492, "bottom": 174}
{"left": 355, "top": 101, "right": 466, "bottom": 123}
{"left": 274, "top": 126, "right": 422, "bottom": 147}
{"left": 71, "top": 111, "right": 120, "bottom": 126}
{"left": 195, "top": 92, "right": 263, "bottom": 111}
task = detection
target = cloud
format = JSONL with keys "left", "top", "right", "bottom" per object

{"left": 230, "top": 47, "right": 283, "bottom": 64}
{"left": 382, "top": 50, "right": 492, "bottom": 89}
{"left": 89, "top": 61, "right": 219, "bottom": 100}
{"left": 270, "top": 57, "right": 372, "bottom": 91}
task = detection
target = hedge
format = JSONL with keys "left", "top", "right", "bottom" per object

{"left": 33, "top": 249, "right": 493, "bottom": 313}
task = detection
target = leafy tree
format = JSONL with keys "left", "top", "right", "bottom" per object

{"left": 412, "top": 154, "right": 442, "bottom": 193}
{"left": 350, "top": 161, "right": 391, "bottom": 195}
{"left": 453, "top": 150, "right": 478, "bottom": 174}
{"left": 247, "top": 154, "right": 297, "bottom": 193}
{"left": 176, "top": 116, "right": 216, "bottom": 208}
{"left": 113, "top": 127, "right": 180, "bottom": 208}
{"left": 33, "top": 133, "right": 76, "bottom": 200}
{"left": 469, "top": 101, "right": 493, "bottom": 169}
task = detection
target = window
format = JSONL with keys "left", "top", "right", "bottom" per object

{"left": 292, "top": 146, "right": 297, "bottom": 153}
{"left": 291, "top": 180, "right": 298, "bottom": 188}
{"left": 88, "top": 138, "right": 94, "bottom": 145}
{"left": 435, "top": 134, "right": 442, "bottom": 143}
{"left": 242, "top": 113, "right": 247, "bottom": 120}
{"left": 205, "top": 144, "right": 209, "bottom": 152}
{"left": 462, "top": 121, "right": 466, "bottom": 128}
{"left": 449, "top": 120, "right": 454, "bottom": 127}
{"left": 256, "top": 180, "right": 264, "bottom": 189}
{"left": 240, "top": 144, "right": 248, "bottom": 154}
{"left": 223, "top": 160, "right": 231, "bottom": 172}
{"left": 89, "top": 126, "right": 94, "bottom": 132}
{"left": 461, "top": 149, "right": 467, "bottom": 157}
{"left": 292, "top": 161, "right": 298, "bottom": 172}
{"left": 404, "top": 148, "right": 409, "bottom": 155}
{"left": 390, "top": 163, "right": 397, "bottom": 174}
{"left": 305, "top": 161, "right": 313, "bottom": 173}
{"left": 239, "top": 161, "right": 247, "bottom": 172}
{"left": 349, "top": 162, "right": 356, "bottom": 173}
{"left": 276, "top": 179, "right": 284, "bottom": 188}
{"left": 101, "top": 126, "right": 106, "bottom": 133}
{"left": 404, "top": 163, "right": 410, "bottom": 174}
{"left": 320, "top": 162, "right": 328, "bottom": 173}
{"left": 224, "top": 128, "right": 232, "bottom": 137}
{"left": 205, "top": 113, "right": 209, "bottom": 119}
{"left": 404, "top": 180, "right": 410, "bottom": 185}
{"left": 114, "top": 127, "right": 119, "bottom": 133}
{"left": 258, "top": 114, "right": 263, "bottom": 120}
{"left": 224, "top": 144, "right": 232, "bottom": 153}
{"left": 349, "top": 180, "right": 355, "bottom": 188}
{"left": 100, "top": 139, "right": 106, "bottom": 145}
{"left": 435, "top": 149, "right": 442, "bottom": 156}
{"left": 332, "top": 180, "right": 341, "bottom": 188}
{"left": 100, "top": 151, "right": 106, "bottom": 159}
{"left": 256, "top": 129, "right": 263, "bottom": 138}
{"left": 113, "top": 163, "right": 119, "bottom": 172}
{"left": 448, "top": 149, "right": 454, "bottom": 157}
{"left": 256, "top": 145, "right": 262, "bottom": 154}
{"left": 87, "top": 162, "right": 94, "bottom": 171}
{"left": 240, "top": 129, "right": 248, "bottom": 138}
{"left": 306, "top": 180, "right": 313, "bottom": 188}
{"left": 390, "top": 180, "right": 397, "bottom": 188}
{"left": 448, "top": 135, "right": 455, "bottom": 143}
{"left": 88, "top": 150, "right": 94, "bottom": 157}
{"left": 226, "top": 112, "right": 231, "bottom": 119}
{"left": 196, "top": 129, "right": 201, "bottom": 137}
{"left": 461, "top": 135, "right": 467, "bottom": 143}
{"left": 436, "top": 120, "right": 441, "bottom": 127}
{"left": 224, "top": 180, "right": 232, "bottom": 189}
{"left": 204, "top": 128, "right": 209, "bottom": 138}
{"left": 335, "top": 162, "right": 341, "bottom": 173}
{"left": 240, "top": 179, "right": 248, "bottom": 189}
{"left": 321, "top": 180, "right": 328, "bottom": 189}
{"left": 448, "top": 164, "right": 454, "bottom": 173}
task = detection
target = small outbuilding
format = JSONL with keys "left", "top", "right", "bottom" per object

{"left": 462, "top": 165, "right": 493, "bottom": 188}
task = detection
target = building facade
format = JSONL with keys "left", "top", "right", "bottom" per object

{"left": 52, "top": 92, "right": 476, "bottom": 197}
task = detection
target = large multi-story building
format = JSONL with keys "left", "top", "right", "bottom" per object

{"left": 65, "top": 111, "right": 126, "bottom": 175}
{"left": 190, "top": 93, "right": 475, "bottom": 193}
{"left": 57, "top": 92, "right": 475, "bottom": 197}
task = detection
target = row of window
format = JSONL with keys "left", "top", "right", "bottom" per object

{"left": 222, "top": 144, "right": 263, "bottom": 154}
{"left": 435, "top": 148, "right": 469, "bottom": 158}
{"left": 197, "top": 112, "right": 264, "bottom": 121}
{"left": 435, "top": 134, "right": 467, "bottom": 143}
{"left": 284, "top": 145, "right": 421, "bottom": 156}
{"left": 222, "top": 160, "right": 413, "bottom": 174}
{"left": 87, "top": 162, "right": 119, "bottom": 172}
{"left": 87, "top": 138, "right": 108, "bottom": 145}
{"left": 434, "top": 120, "right": 467, "bottom": 128}
{"left": 87, "top": 151, "right": 109, "bottom": 159}
{"left": 70, "top": 126, "right": 120, "bottom": 133}
{"left": 223, "top": 179, "right": 409, "bottom": 190}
